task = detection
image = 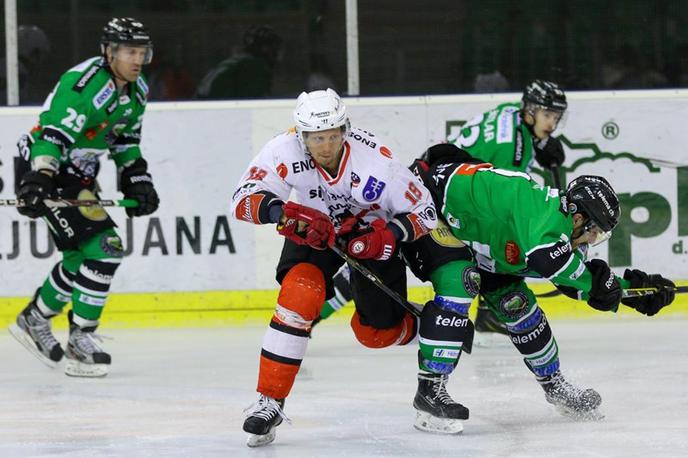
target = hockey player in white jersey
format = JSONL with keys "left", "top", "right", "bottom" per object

{"left": 231, "top": 89, "right": 454, "bottom": 446}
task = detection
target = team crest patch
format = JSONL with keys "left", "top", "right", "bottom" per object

{"left": 77, "top": 189, "right": 108, "bottom": 221}
{"left": 462, "top": 267, "right": 481, "bottom": 297}
{"left": 362, "top": 176, "right": 386, "bottom": 201}
{"left": 499, "top": 292, "right": 528, "bottom": 316}
{"left": 351, "top": 172, "right": 360, "bottom": 187}
{"left": 100, "top": 235, "right": 124, "bottom": 257}
{"left": 100, "top": 235, "right": 124, "bottom": 258}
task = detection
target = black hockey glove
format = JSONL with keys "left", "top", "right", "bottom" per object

{"left": 120, "top": 158, "right": 159, "bottom": 217}
{"left": 16, "top": 170, "right": 55, "bottom": 218}
{"left": 586, "top": 259, "right": 622, "bottom": 312}
{"left": 534, "top": 136, "right": 565, "bottom": 170}
{"left": 621, "top": 269, "right": 676, "bottom": 316}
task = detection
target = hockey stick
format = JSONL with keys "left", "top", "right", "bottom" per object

{"left": 535, "top": 285, "right": 688, "bottom": 299}
{"left": 549, "top": 164, "right": 563, "bottom": 189}
{"left": 330, "top": 244, "right": 423, "bottom": 317}
{"left": 0, "top": 198, "right": 139, "bottom": 208}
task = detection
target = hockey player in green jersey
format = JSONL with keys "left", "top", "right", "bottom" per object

{"left": 314, "top": 81, "right": 570, "bottom": 331}
{"left": 9, "top": 17, "right": 159, "bottom": 377}
{"left": 451, "top": 80, "right": 568, "bottom": 341}
{"left": 411, "top": 148, "right": 676, "bottom": 418}
{"left": 452, "top": 80, "right": 567, "bottom": 176}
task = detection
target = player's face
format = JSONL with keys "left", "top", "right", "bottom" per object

{"left": 531, "top": 108, "right": 564, "bottom": 140}
{"left": 304, "top": 127, "right": 345, "bottom": 171}
{"left": 107, "top": 44, "right": 152, "bottom": 83}
{"left": 571, "top": 214, "right": 609, "bottom": 249}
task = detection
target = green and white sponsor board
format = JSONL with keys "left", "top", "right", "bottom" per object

{"left": 0, "top": 90, "right": 686, "bottom": 298}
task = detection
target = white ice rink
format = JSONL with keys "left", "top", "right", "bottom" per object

{"left": 1, "top": 318, "right": 687, "bottom": 458}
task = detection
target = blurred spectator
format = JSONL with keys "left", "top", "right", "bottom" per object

{"left": 147, "top": 50, "right": 195, "bottom": 101}
{"left": 0, "top": 25, "right": 51, "bottom": 105}
{"left": 472, "top": 71, "right": 510, "bottom": 93}
{"left": 195, "top": 25, "right": 283, "bottom": 99}
{"left": 601, "top": 44, "right": 668, "bottom": 89}
{"left": 306, "top": 52, "right": 337, "bottom": 92}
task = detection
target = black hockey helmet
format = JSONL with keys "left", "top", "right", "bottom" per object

{"left": 243, "top": 25, "right": 282, "bottom": 63}
{"left": 420, "top": 143, "right": 475, "bottom": 167}
{"left": 565, "top": 175, "right": 620, "bottom": 233}
{"left": 100, "top": 17, "right": 153, "bottom": 63}
{"left": 522, "top": 80, "right": 568, "bottom": 113}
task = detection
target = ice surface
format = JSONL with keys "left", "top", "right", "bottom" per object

{"left": 1, "top": 318, "right": 687, "bottom": 457}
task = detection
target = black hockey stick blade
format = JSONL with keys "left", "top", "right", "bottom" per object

{"left": 330, "top": 245, "right": 422, "bottom": 317}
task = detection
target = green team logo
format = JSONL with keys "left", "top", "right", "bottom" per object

{"left": 445, "top": 119, "right": 688, "bottom": 268}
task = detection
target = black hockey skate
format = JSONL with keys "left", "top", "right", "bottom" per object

{"left": 243, "top": 395, "right": 289, "bottom": 447}
{"left": 64, "top": 311, "right": 111, "bottom": 378}
{"left": 474, "top": 299, "right": 510, "bottom": 347}
{"left": 8, "top": 289, "right": 63, "bottom": 368}
{"left": 413, "top": 373, "right": 468, "bottom": 434}
{"left": 538, "top": 370, "right": 603, "bottom": 420}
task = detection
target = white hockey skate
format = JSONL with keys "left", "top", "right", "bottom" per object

{"left": 540, "top": 370, "right": 604, "bottom": 421}
{"left": 243, "top": 395, "right": 290, "bottom": 447}
{"left": 64, "top": 311, "right": 111, "bottom": 378}
{"left": 413, "top": 373, "right": 467, "bottom": 434}
{"left": 9, "top": 293, "right": 63, "bottom": 368}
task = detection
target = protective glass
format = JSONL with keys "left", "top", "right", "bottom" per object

{"left": 584, "top": 220, "right": 612, "bottom": 246}
{"left": 111, "top": 43, "right": 153, "bottom": 65}
{"left": 533, "top": 106, "right": 567, "bottom": 130}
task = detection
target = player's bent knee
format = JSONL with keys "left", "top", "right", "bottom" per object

{"left": 277, "top": 263, "right": 326, "bottom": 324}
{"left": 351, "top": 311, "right": 417, "bottom": 348}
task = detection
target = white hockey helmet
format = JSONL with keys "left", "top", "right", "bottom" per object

{"left": 293, "top": 88, "right": 350, "bottom": 147}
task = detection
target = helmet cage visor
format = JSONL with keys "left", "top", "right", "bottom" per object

{"left": 106, "top": 42, "right": 153, "bottom": 65}
{"left": 582, "top": 219, "right": 612, "bottom": 246}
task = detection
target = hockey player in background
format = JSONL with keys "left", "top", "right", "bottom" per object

{"left": 314, "top": 80, "right": 570, "bottom": 342}
{"left": 9, "top": 17, "right": 159, "bottom": 377}
{"left": 231, "top": 88, "right": 482, "bottom": 446}
{"left": 409, "top": 145, "right": 676, "bottom": 418}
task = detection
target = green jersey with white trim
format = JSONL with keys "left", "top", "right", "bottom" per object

{"left": 450, "top": 102, "right": 537, "bottom": 173}
{"left": 26, "top": 56, "right": 148, "bottom": 177}
{"left": 435, "top": 163, "right": 616, "bottom": 300}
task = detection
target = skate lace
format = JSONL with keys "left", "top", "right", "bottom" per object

{"left": 72, "top": 330, "right": 107, "bottom": 355}
{"left": 549, "top": 374, "right": 582, "bottom": 399}
{"left": 244, "top": 395, "right": 292, "bottom": 424}
{"left": 433, "top": 375, "right": 455, "bottom": 405}
{"left": 28, "top": 310, "right": 60, "bottom": 349}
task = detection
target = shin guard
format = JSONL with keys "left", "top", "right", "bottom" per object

{"left": 418, "top": 298, "right": 474, "bottom": 374}
{"left": 506, "top": 306, "right": 560, "bottom": 377}
{"left": 258, "top": 263, "right": 325, "bottom": 399}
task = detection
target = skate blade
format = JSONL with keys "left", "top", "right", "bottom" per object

{"left": 473, "top": 331, "right": 511, "bottom": 348}
{"left": 414, "top": 411, "right": 464, "bottom": 434}
{"left": 246, "top": 429, "right": 277, "bottom": 447}
{"left": 554, "top": 405, "right": 605, "bottom": 421}
{"left": 8, "top": 324, "right": 59, "bottom": 369}
{"left": 64, "top": 359, "right": 109, "bottom": 378}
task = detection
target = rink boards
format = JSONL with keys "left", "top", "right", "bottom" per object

{"left": 0, "top": 282, "right": 686, "bottom": 329}
{"left": 1, "top": 91, "right": 687, "bottom": 327}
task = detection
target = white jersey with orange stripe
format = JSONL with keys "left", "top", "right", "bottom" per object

{"left": 231, "top": 127, "right": 437, "bottom": 242}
